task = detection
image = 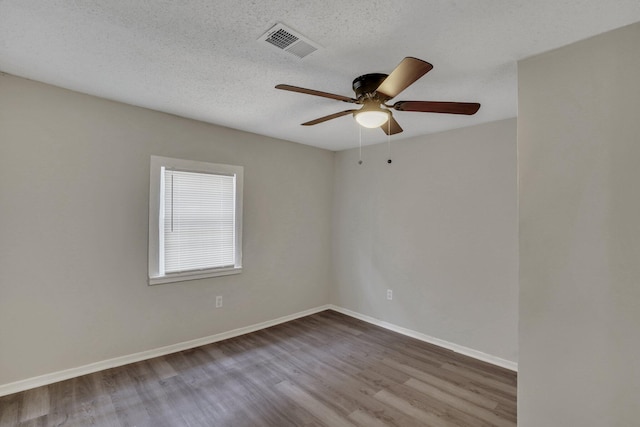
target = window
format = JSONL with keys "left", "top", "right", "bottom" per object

{"left": 148, "top": 156, "right": 243, "bottom": 285}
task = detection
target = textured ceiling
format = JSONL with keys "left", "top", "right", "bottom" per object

{"left": 1, "top": 1, "right": 639, "bottom": 151}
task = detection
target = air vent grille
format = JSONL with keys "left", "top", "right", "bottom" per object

{"left": 265, "top": 28, "right": 298, "bottom": 49}
{"left": 258, "top": 23, "right": 320, "bottom": 59}
{"left": 285, "top": 41, "right": 317, "bottom": 58}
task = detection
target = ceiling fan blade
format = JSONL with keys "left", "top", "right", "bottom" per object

{"left": 381, "top": 114, "right": 403, "bottom": 135}
{"left": 393, "top": 101, "right": 481, "bottom": 115}
{"left": 375, "top": 57, "right": 433, "bottom": 100}
{"left": 301, "top": 109, "right": 358, "bottom": 126}
{"left": 276, "top": 84, "right": 357, "bottom": 103}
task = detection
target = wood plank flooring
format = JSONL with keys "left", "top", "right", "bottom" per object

{"left": 0, "top": 310, "right": 517, "bottom": 426}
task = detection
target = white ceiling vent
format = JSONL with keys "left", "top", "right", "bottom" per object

{"left": 258, "top": 23, "right": 320, "bottom": 59}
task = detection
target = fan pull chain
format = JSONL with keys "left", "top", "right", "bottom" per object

{"left": 387, "top": 117, "right": 392, "bottom": 164}
{"left": 358, "top": 125, "right": 363, "bottom": 165}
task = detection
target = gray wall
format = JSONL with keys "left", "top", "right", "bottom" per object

{"left": 0, "top": 74, "right": 333, "bottom": 385}
{"left": 332, "top": 119, "right": 519, "bottom": 363}
{"left": 518, "top": 22, "right": 640, "bottom": 425}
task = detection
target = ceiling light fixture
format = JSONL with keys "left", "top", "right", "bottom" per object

{"left": 354, "top": 105, "right": 389, "bottom": 128}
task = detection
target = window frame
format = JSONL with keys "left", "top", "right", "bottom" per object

{"left": 148, "top": 155, "right": 243, "bottom": 285}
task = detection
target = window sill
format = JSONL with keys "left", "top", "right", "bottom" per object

{"left": 148, "top": 267, "right": 242, "bottom": 285}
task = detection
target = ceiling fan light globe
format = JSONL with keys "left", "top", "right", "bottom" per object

{"left": 355, "top": 110, "right": 389, "bottom": 128}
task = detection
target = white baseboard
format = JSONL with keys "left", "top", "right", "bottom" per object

{"left": 0, "top": 304, "right": 332, "bottom": 397}
{"left": 329, "top": 305, "right": 518, "bottom": 372}
{"left": 1, "top": 302, "right": 516, "bottom": 396}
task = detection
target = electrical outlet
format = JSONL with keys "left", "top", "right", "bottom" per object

{"left": 386, "top": 289, "right": 393, "bottom": 300}
{"left": 215, "top": 296, "right": 223, "bottom": 308}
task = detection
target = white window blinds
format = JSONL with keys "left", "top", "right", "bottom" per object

{"left": 161, "top": 169, "right": 236, "bottom": 274}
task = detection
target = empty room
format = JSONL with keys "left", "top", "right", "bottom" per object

{"left": 1, "top": 1, "right": 639, "bottom": 426}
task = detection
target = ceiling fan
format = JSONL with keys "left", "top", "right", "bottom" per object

{"left": 276, "top": 57, "right": 480, "bottom": 135}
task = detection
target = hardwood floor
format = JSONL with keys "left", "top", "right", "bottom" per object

{"left": 0, "top": 310, "right": 517, "bottom": 426}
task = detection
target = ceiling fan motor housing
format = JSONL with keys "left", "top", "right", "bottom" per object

{"left": 352, "top": 73, "right": 389, "bottom": 101}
